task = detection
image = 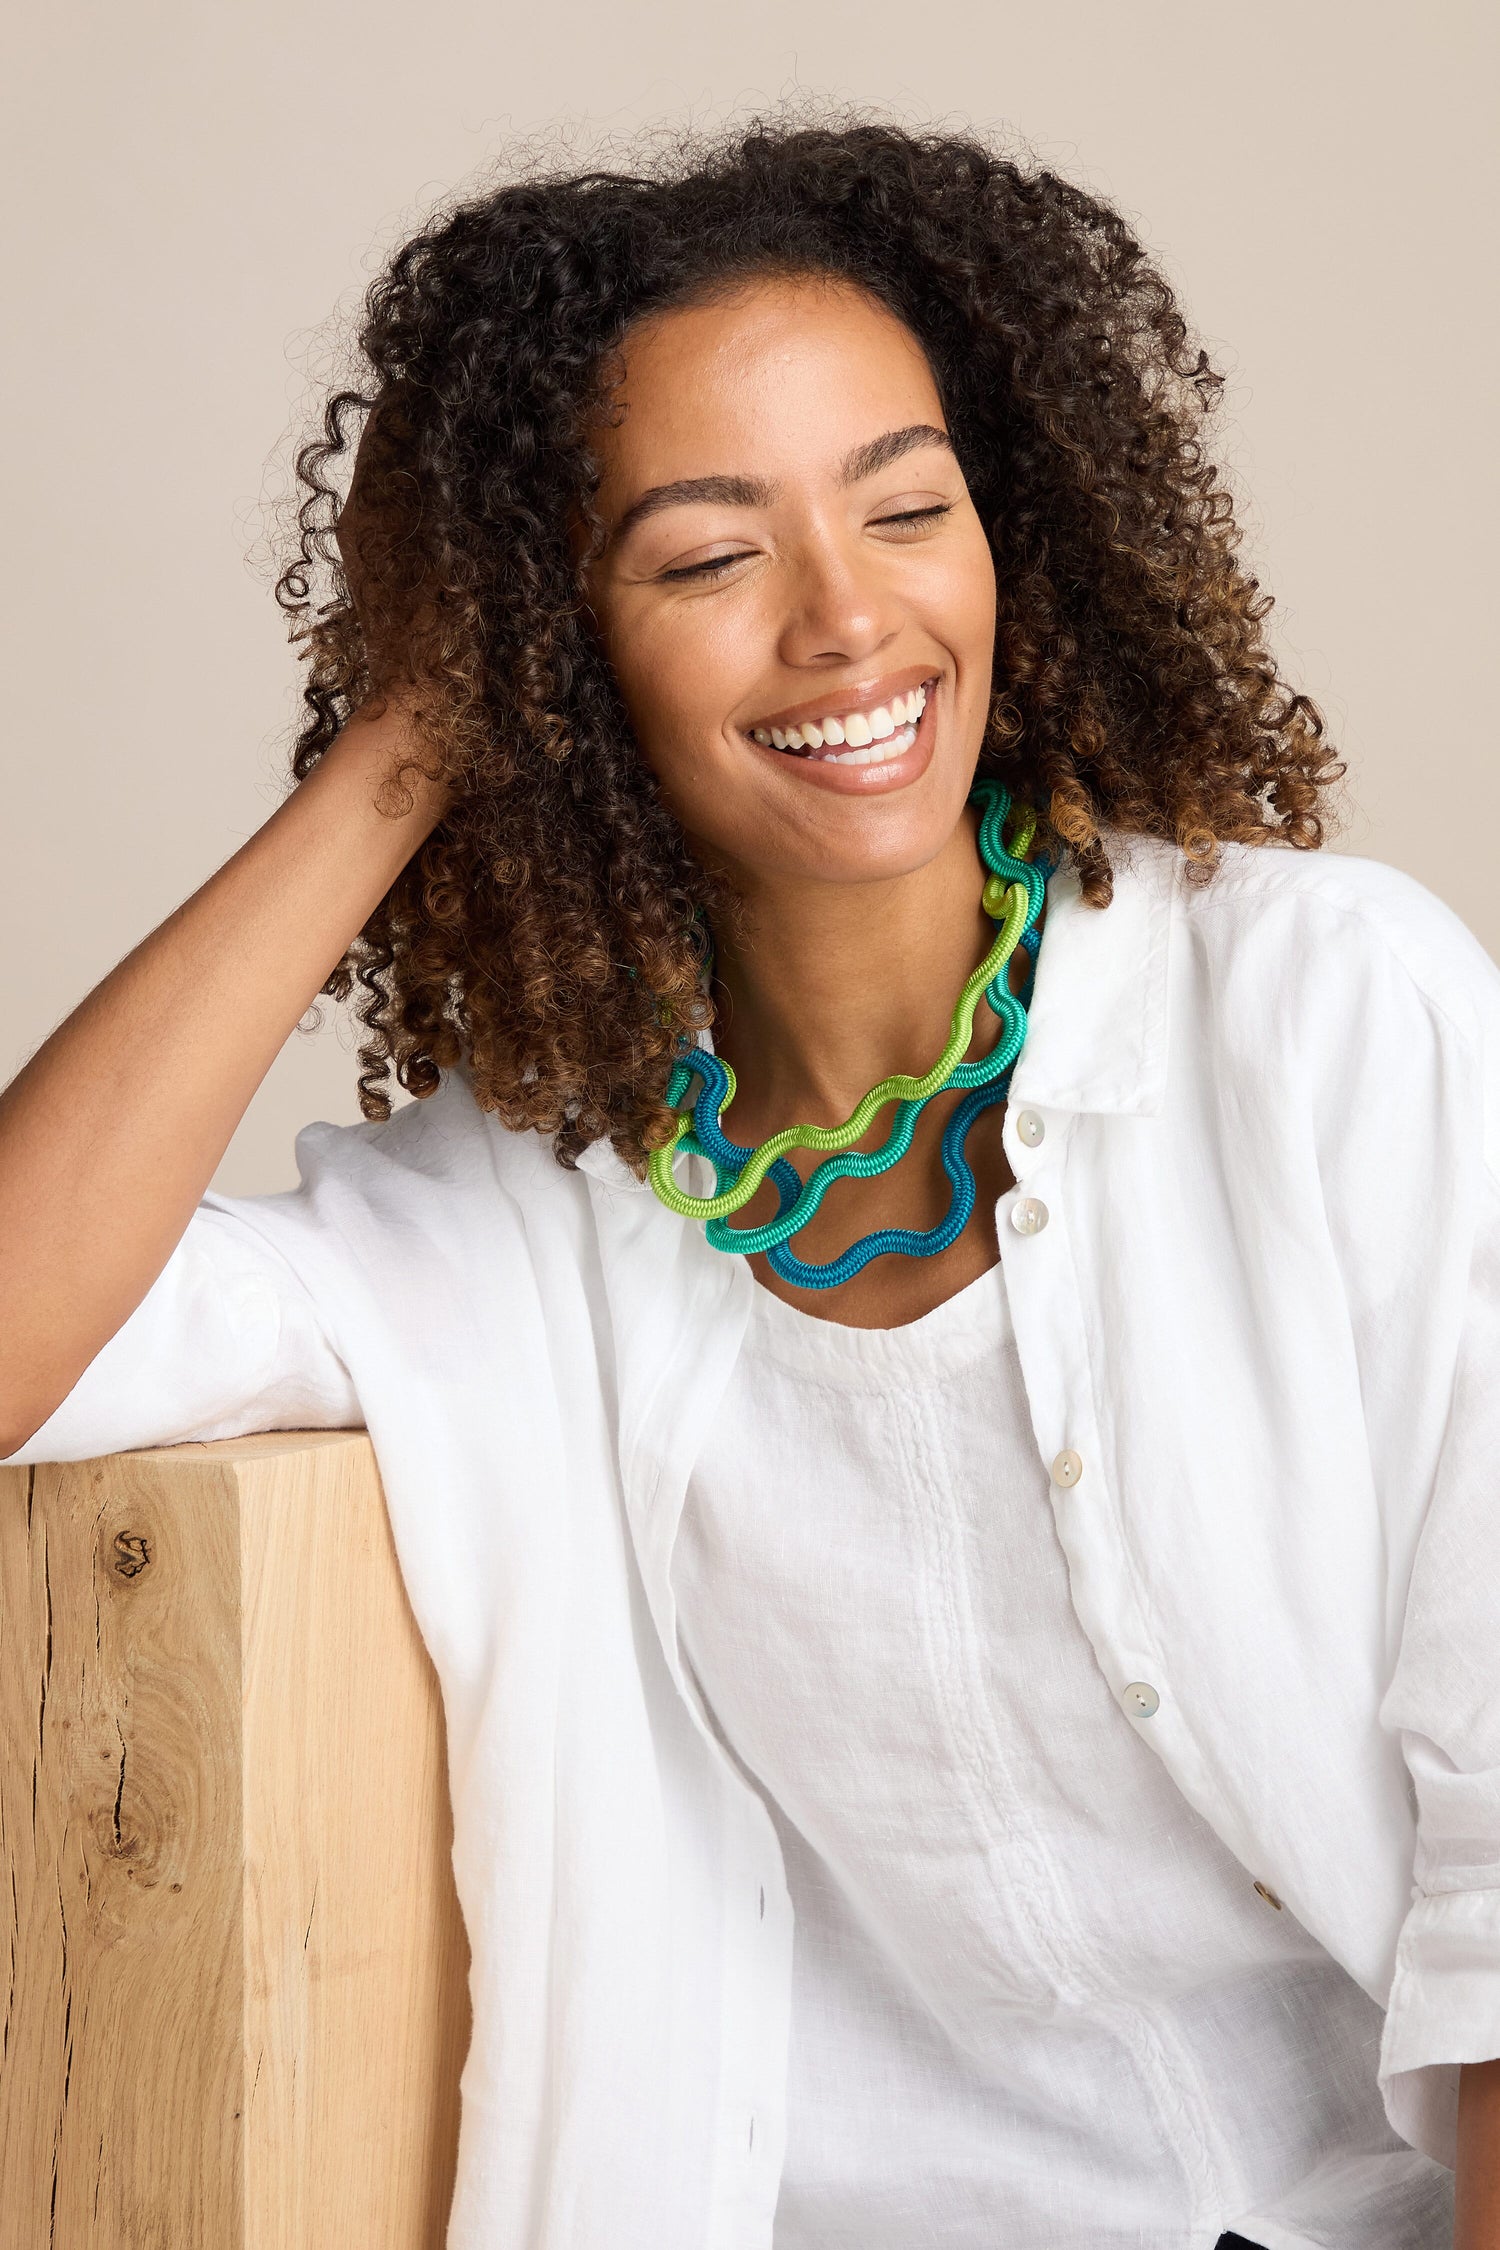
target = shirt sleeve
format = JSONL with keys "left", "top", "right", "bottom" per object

{"left": 1379, "top": 1157, "right": 1500, "bottom": 2164}
{"left": 1, "top": 1189, "right": 361, "bottom": 1467}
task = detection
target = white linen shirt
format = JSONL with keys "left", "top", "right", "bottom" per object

{"left": 9, "top": 830, "right": 1500, "bottom": 2250}
{"left": 677, "top": 1268, "right": 1452, "bottom": 2247}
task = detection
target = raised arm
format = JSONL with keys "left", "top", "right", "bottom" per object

{"left": 0, "top": 702, "right": 448, "bottom": 1457}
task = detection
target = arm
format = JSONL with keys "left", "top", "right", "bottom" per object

{"left": 0, "top": 702, "right": 448, "bottom": 1456}
{"left": 1458, "top": 2061, "right": 1500, "bottom": 2249}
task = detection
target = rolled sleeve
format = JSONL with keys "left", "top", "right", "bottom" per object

{"left": 1379, "top": 1163, "right": 1500, "bottom": 2164}
{"left": 1383, "top": 1890, "right": 1500, "bottom": 2163}
{"left": 1, "top": 1190, "right": 361, "bottom": 1466}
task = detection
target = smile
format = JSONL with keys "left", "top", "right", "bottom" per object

{"left": 746, "top": 680, "right": 932, "bottom": 767}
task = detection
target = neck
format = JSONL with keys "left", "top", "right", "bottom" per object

{"left": 707, "top": 803, "right": 1003, "bottom": 1133}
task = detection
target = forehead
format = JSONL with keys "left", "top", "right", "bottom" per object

{"left": 595, "top": 275, "right": 944, "bottom": 488}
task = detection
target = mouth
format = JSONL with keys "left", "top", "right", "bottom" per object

{"left": 744, "top": 676, "right": 937, "bottom": 769}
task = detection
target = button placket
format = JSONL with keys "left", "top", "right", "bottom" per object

{"left": 999, "top": 1137, "right": 1180, "bottom": 1828}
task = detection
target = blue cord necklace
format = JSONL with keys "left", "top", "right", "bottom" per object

{"left": 647, "top": 777, "right": 1052, "bottom": 1291}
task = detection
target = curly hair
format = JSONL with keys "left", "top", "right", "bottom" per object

{"left": 277, "top": 116, "right": 1343, "bottom": 1172}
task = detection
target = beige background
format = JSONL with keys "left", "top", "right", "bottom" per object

{"left": 4, "top": 0, "right": 1495, "bottom": 1195}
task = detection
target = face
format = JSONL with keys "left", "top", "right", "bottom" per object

{"left": 583, "top": 273, "right": 997, "bottom": 895}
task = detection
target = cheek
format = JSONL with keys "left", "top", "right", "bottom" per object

{"left": 943, "top": 521, "right": 998, "bottom": 647}
{"left": 606, "top": 592, "right": 763, "bottom": 764}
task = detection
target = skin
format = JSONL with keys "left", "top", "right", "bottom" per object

{"left": 587, "top": 272, "right": 1024, "bottom": 1329}
{"left": 0, "top": 266, "right": 1494, "bottom": 2235}
{"left": 1461, "top": 2063, "right": 1500, "bottom": 2250}
{"left": 0, "top": 705, "right": 448, "bottom": 1453}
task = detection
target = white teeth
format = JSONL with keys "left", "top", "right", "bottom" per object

{"left": 823, "top": 724, "right": 918, "bottom": 766}
{"left": 749, "top": 682, "right": 932, "bottom": 758}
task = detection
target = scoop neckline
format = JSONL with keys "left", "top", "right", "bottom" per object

{"left": 742, "top": 1257, "right": 1009, "bottom": 1382}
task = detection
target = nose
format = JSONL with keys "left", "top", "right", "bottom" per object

{"left": 774, "top": 525, "right": 902, "bottom": 673}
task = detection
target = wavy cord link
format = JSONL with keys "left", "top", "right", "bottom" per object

{"left": 646, "top": 778, "right": 1052, "bottom": 1288}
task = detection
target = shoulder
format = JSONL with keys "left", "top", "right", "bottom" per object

{"left": 289, "top": 1065, "right": 561, "bottom": 1203}
{"left": 200, "top": 1067, "right": 595, "bottom": 1334}
{"left": 1156, "top": 837, "right": 1500, "bottom": 1050}
{"left": 230, "top": 1066, "right": 588, "bottom": 1279}
{"left": 1123, "top": 835, "right": 1500, "bottom": 1174}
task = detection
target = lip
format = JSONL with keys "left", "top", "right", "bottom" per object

{"left": 746, "top": 670, "right": 943, "bottom": 796}
{"left": 740, "top": 663, "right": 941, "bottom": 740}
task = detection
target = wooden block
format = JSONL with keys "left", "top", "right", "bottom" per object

{"left": 1, "top": 1430, "right": 471, "bottom": 2250}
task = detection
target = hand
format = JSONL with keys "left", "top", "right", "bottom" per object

{"left": 334, "top": 389, "right": 445, "bottom": 693}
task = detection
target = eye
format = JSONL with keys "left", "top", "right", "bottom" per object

{"left": 871, "top": 502, "right": 954, "bottom": 533}
{"left": 658, "top": 549, "right": 754, "bottom": 583}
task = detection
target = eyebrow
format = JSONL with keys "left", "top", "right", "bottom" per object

{"left": 609, "top": 423, "right": 954, "bottom": 543}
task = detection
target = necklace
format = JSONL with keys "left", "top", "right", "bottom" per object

{"left": 647, "top": 777, "right": 1052, "bottom": 1290}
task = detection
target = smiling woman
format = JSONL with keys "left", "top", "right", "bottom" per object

{"left": 286, "top": 122, "right": 1339, "bottom": 1186}
{"left": 574, "top": 269, "right": 1025, "bottom": 1317}
{"left": 4, "top": 113, "right": 1499, "bottom": 2250}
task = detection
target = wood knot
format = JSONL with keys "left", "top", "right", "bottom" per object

{"left": 112, "top": 1531, "right": 152, "bottom": 1579}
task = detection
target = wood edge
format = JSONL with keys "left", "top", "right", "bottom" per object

{"left": 94, "top": 1427, "right": 372, "bottom": 1467}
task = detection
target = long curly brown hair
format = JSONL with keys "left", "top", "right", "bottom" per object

{"left": 277, "top": 116, "right": 1343, "bottom": 1172}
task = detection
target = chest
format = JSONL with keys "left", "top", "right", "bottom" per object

{"left": 668, "top": 1275, "right": 1326, "bottom": 2009}
{"left": 742, "top": 1092, "right": 1019, "bottom": 1328}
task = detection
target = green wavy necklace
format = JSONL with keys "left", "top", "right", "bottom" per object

{"left": 646, "top": 777, "right": 1052, "bottom": 1290}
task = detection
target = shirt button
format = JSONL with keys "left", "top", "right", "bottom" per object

{"left": 1122, "top": 1681, "right": 1160, "bottom": 1718}
{"left": 1253, "top": 1881, "right": 1285, "bottom": 1911}
{"left": 1016, "top": 1109, "right": 1046, "bottom": 1147}
{"left": 1050, "top": 1448, "right": 1083, "bottom": 1488}
{"left": 1010, "top": 1196, "right": 1049, "bottom": 1236}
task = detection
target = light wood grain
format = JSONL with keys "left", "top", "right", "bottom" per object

{"left": 1, "top": 1431, "right": 471, "bottom": 2250}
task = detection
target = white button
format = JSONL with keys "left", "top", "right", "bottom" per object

{"left": 1122, "top": 1681, "right": 1160, "bottom": 1718}
{"left": 1050, "top": 1448, "right": 1083, "bottom": 1488}
{"left": 1010, "top": 1197, "right": 1049, "bottom": 1236}
{"left": 1016, "top": 1109, "right": 1046, "bottom": 1146}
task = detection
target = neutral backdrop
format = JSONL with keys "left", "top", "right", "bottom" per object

{"left": 4, "top": 0, "right": 1495, "bottom": 1194}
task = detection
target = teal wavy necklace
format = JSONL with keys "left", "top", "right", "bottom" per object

{"left": 646, "top": 777, "right": 1053, "bottom": 1291}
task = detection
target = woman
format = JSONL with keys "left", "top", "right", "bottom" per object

{"left": 3, "top": 119, "right": 1497, "bottom": 2249}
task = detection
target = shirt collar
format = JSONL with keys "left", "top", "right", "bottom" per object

{"left": 577, "top": 826, "right": 1177, "bottom": 1190}
{"left": 1007, "top": 829, "right": 1177, "bottom": 1118}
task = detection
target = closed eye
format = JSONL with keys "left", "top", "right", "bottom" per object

{"left": 871, "top": 502, "right": 954, "bottom": 531}
{"left": 657, "top": 500, "right": 953, "bottom": 582}
{"left": 658, "top": 550, "right": 755, "bottom": 582}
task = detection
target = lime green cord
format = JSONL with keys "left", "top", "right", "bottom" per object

{"left": 694, "top": 987, "right": 1029, "bottom": 1255}
{"left": 646, "top": 816, "right": 1035, "bottom": 1224}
